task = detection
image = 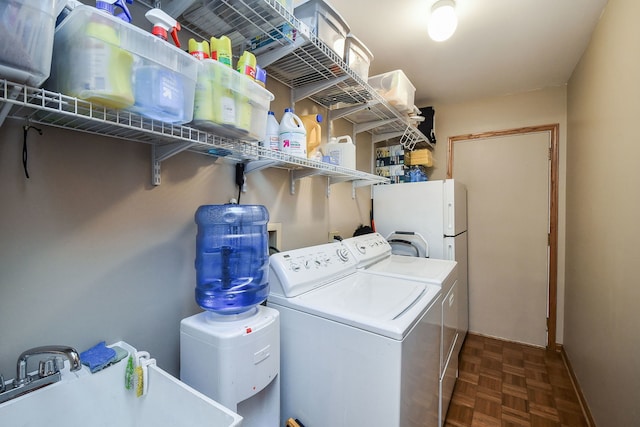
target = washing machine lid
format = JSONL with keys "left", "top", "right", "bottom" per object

{"left": 268, "top": 272, "right": 440, "bottom": 340}
{"left": 362, "top": 256, "right": 457, "bottom": 285}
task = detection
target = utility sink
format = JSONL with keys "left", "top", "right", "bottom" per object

{"left": 0, "top": 341, "right": 242, "bottom": 427}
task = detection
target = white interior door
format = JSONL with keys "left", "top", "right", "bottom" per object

{"left": 452, "top": 132, "right": 550, "bottom": 347}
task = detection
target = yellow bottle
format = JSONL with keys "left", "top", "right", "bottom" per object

{"left": 188, "top": 39, "right": 210, "bottom": 59}
{"left": 300, "top": 114, "right": 323, "bottom": 159}
{"left": 76, "top": 15, "right": 134, "bottom": 109}
{"left": 189, "top": 39, "right": 215, "bottom": 122}
{"left": 236, "top": 51, "right": 257, "bottom": 135}
{"left": 208, "top": 36, "right": 235, "bottom": 126}
{"left": 213, "top": 36, "right": 233, "bottom": 68}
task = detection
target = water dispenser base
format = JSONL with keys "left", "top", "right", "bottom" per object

{"left": 180, "top": 305, "right": 280, "bottom": 427}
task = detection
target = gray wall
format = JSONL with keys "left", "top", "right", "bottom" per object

{"left": 565, "top": 0, "right": 640, "bottom": 424}
{"left": 0, "top": 73, "right": 372, "bottom": 378}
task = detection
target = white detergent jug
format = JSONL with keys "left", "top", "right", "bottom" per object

{"left": 278, "top": 108, "right": 307, "bottom": 157}
{"left": 323, "top": 135, "right": 356, "bottom": 169}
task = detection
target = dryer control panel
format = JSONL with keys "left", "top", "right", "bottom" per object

{"left": 342, "top": 232, "right": 392, "bottom": 267}
{"left": 269, "top": 242, "right": 357, "bottom": 298}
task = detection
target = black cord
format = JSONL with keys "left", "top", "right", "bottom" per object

{"left": 22, "top": 125, "right": 43, "bottom": 179}
{"left": 235, "top": 163, "right": 245, "bottom": 203}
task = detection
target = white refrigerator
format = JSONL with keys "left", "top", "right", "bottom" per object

{"left": 373, "top": 179, "right": 468, "bottom": 335}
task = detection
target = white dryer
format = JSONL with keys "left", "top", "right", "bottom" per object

{"left": 268, "top": 241, "right": 442, "bottom": 427}
{"left": 342, "top": 233, "right": 461, "bottom": 427}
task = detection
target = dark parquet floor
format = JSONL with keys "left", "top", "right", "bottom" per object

{"left": 444, "top": 334, "right": 589, "bottom": 427}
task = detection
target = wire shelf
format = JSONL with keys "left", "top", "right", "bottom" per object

{"left": 171, "top": 0, "right": 432, "bottom": 150}
{"left": 0, "top": 79, "right": 389, "bottom": 186}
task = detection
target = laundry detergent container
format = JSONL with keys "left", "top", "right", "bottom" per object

{"left": 0, "top": 0, "right": 63, "bottom": 86}
{"left": 194, "top": 204, "right": 270, "bottom": 315}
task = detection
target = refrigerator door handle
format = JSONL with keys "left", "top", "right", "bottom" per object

{"left": 447, "top": 201, "right": 454, "bottom": 234}
{"left": 447, "top": 242, "right": 454, "bottom": 260}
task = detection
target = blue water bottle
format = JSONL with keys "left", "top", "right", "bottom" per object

{"left": 194, "top": 204, "right": 270, "bottom": 315}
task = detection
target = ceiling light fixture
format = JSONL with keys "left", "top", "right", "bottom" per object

{"left": 428, "top": 0, "right": 458, "bottom": 42}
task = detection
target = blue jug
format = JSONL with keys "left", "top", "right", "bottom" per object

{"left": 194, "top": 204, "right": 270, "bottom": 315}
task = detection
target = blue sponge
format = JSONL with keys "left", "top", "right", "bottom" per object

{"left": 80, "top": 341, "right": 117, "bottom": 373}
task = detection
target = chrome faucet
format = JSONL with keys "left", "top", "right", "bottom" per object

{"left": 14, "top": 345, "right": 81, "bottom": 386}
{"left": 0, "top": 345, "right": 81, "bottom": 404}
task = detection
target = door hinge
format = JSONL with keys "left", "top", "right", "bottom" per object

{"left": 548, "top": 233, "right": 551, "bottom": 246}
{"left": 549, "top": 147, "right": 552, "bottom": 160}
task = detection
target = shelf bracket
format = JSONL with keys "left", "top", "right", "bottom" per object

{"left": 351, "top": 179, "right": 375, "bottom": 199}
{"left": 328, "top": 100, "right": 380, "bottom": 121}
{"left": 355, "top": 118, "right": 397, "bottom": 134}
{"left": 244, "top": 159, "right": 282, "bottom": 175}
{"left": 371, "top": 131, "right": 405, "bottom": 144}
{"left": 151, "top": 140, "right": 199, "bottom": 186}
{"left": 0, "top": 86, "right": 21, "bottom": 127}
{"left": 326, "top": 176, "right": 331, "bottom": 198}
{"left": 256, "top": 37, "right": 307, "bottom": 68}
{"left": 292, "top": 76, "right": 349, "bottom": 103}
{"left": 290, "top": 168, "right": 323, "bottom": 195}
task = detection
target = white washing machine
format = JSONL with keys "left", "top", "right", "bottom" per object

{"left": 342, "top": 233, "right": 461, "bottom": 427}
{"left": 268, "top": 241, "right": 443, "bottom": 427}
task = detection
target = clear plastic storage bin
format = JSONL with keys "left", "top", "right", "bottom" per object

{"left": 294, "top": 0, "right": 350, "bottom": 58}
{"left": 344, "top": 34, "right": 373, "bottom": 81}
{"left": 0, "top": 0, "right": 63, "bottom": 87}
{"left": 368, "top": 69, "right": 416, "bottom": 113}
{"left": 48, "top": 5, "right": 199, "bottom": 124}
{"left": 191, "top": 59, "right": 274, "bottom": 142}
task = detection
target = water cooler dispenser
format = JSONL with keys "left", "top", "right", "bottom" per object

{"left": 180, "top": 204, "right": 280, "bottom": 427}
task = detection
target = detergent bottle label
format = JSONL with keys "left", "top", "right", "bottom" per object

{"left": 222, "top": 96, "right": 235, "bottom": 123}
{"left": 240, "top": 65, "right": 256, "bottom": 80}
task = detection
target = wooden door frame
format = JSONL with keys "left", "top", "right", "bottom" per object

{"left": 447, "top": 124, "right": 559, "bottom": 349}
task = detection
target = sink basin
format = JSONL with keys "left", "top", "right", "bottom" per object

{"left": 0, "top": 341, "right": 242, "bottom": 427}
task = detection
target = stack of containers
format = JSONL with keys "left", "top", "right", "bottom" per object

{"left": 47, "top": 3, "right": 199, "bottom": 125}
{"left": 294, "top": 0, "right": 350, "bottom": 59}
{"left": 0, "top": 0, "right": 65, "bottom": 87}
{"left": 190, "top": 38, "right": 274, "bottom": 142}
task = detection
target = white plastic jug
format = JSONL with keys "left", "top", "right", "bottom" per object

{"left": 279, "top": 108, "right": 307, "bottom": 157}
{"left": 323, "top": 135, "right": 356, "bottom": 169}
{"left": 263, "top": 111, "right": 280, "bottom": 150}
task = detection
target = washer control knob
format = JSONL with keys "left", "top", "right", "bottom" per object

{"left": 336, "top": 248, "right": 350, "bottom": 262}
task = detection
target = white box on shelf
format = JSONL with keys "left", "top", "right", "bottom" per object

{"left": 344, "top": 34, "right": 373, "bottom": 81}
{"left": 368, "top": 70, "right": 416, "bottom": 113}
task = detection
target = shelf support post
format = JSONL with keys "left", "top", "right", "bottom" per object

{"left": 151, "top": 140, "right": 199, "bottom": 186}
